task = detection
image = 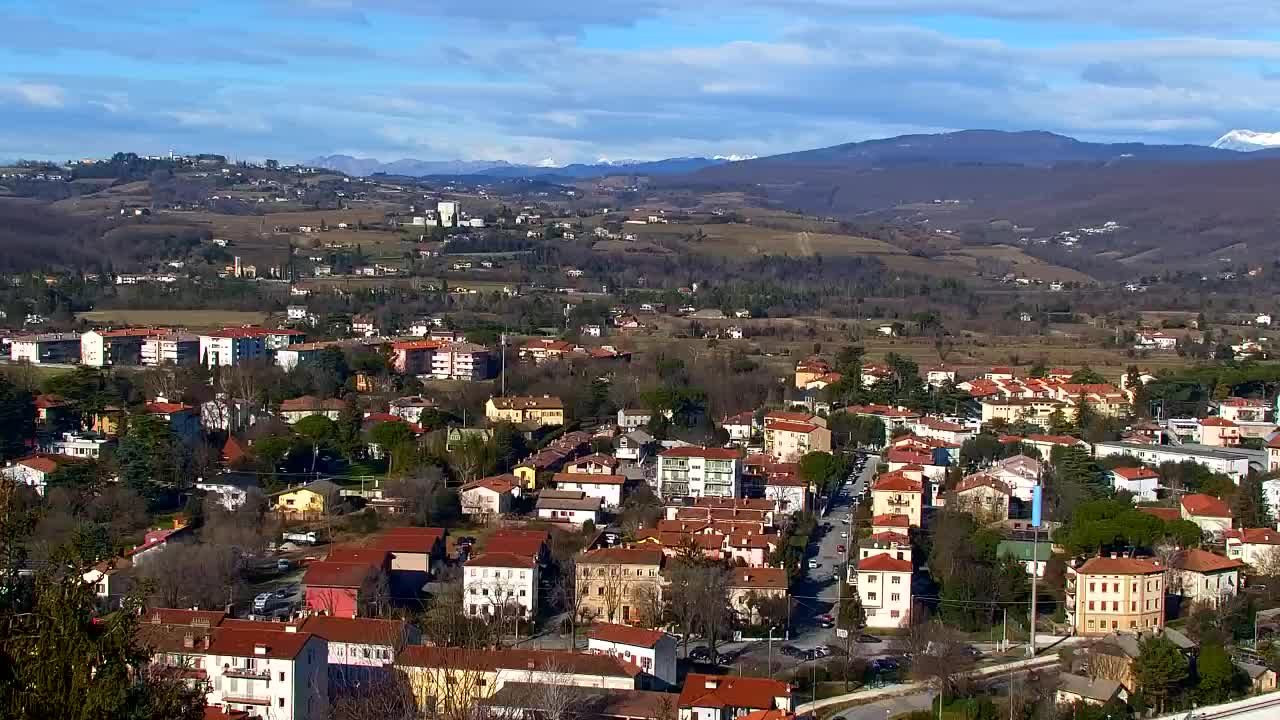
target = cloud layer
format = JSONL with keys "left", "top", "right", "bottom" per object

{"left": 2, "top": 0, "right": 1280, "bottom": 162}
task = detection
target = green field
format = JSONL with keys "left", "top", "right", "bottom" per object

{"left": 76, "top": 309, "right": 268, "bottom": 328}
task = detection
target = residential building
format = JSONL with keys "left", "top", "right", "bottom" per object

{"left": 1, "top": 453, "right": 81, "bottom": 495}
{"left": 464, "top": 553, "right": 539, "bottom": 620}
{"left": 763, "top": 473, "right": 808, "bottom": 515}
{"left": 870, "top": 470, "right": 924, "bottom": 527}
{"left": 854, "top": 554, "right": 913, "bottom": 629}
{"left": 677, "top": 674, "right": 792, "bottom": 720}
{"left": 200, "top": 328, "right": 268, "bottom": 367}
{"left": 204, "top": 626, "right": 329, "bottom": 720}
{"left": 1267, "top": 436, "right": 1280, "bottom": 473}
{"left": 1225, "top": 527, "right": 1280, "bottom": 568}
{"left": 297, "top": 616, "right": 414, "bottom": 685}
{"left": 1219, "top": 397, "right": 1271, "bottom": 424}
{"left": 857, "top": 532, "right": 912, "bottom": 564}
{"left": 81, "top": 328, "right": 154, "bottom": 366}
{"left": 278, "top": 396, "right": 346, "bottom": 424}
{"left": 48, "top": 430, "right": 112, "bottom": 459}
{"left": 196, "top": 473, "right": 260, "bottom": 511}
{"left": 1066, "top": 555, "right": 1165, "bottom": 635}
{"left": 201, "top": 394, "right": 263, "bottom": 433}
{"left": 1170, "top": 549, "right": 1243, "bottom": 607}
{"left": 763, "top": 419, "right": 831, "bottom": 463}
{"left": 485, "top": 395, "right": 566, "bottom": 427}
{"left": 871, "top": 514, "right": 912, "bottom": 535}
{"left": 520, "top": 338, "right": 574, "bottom": 364}
{"left": 1180, "top": 494, "right": 1233, "bottom": 537}
{"left": 430, "top": 342, "right": 493, "bottom": 381}
{"left": 998, "top": 538, "right": 1053, "bottom": 577}
{"left": 1109, "top": 466, "right": 1160, "bottom": 502}
{"left": 565, "top": 454, "right": 621, "bottom": 475}
{"left": 303, "top": 561, "right": 385, "bottom": 618}
{"left": 616, "top": 430, "right": 655, "bottom": 462}
{"left": 460, "top": 475, "right": 520, "bottom": 519}
{"left": 1055, "top": 675, "right": 1127, "bottom": 708}
{"left": 272, "top": 480, "right": 342, "bottom": 518}
{"left": 389, "top": 396, "right": 436, "bottom": 424}
{"left": 980, "top": 398, "right": 1071, "bottom": 429}
{"left": 535, "top": 489, "right": 602, "bottom": 527}
{"left": 553, "top": 472, "right": 626, "bottom": 508}
{"left": 657, "top": 447, "right": 742, "bottom": 499}
{"left": 145, "top": 400, "right": 201, "bottom": 446}
{"left": 588, "top": 624, "right": 678, "bottom": 689}
{"left": 727, "top": 567, "right": 788, "bottom": 624}
{"left": 721, "top": 411, "right": 755, "bottom": 443}
{"left": 988, "top": 455, "right": 1043, "bottom": 502}
{"left": 577, "top": 547, "right": 665, "bottom": 626}
{"left": 794, "top": 358, "right": 832, "bottom": 389}
{"left": 952, "top": 473, "right": 1011, "bottom": 524}
{"left": 618, "top": 408, "right": 654, "bottom": 431}
{"left": 1239, "top": 662, "right": 1278, "bottom": 694}
{"left": 1198, "top": 417, "right": 1241, "bottom": 448}
{"left": 1093, "top": 441, "right": 1258, "bottom": 483}
{"left": 9, "top": 332, "right": 80, "bottom": 364}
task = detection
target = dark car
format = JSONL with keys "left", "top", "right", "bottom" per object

{"left": 779, "top": 644, "right": 801, "bottom": 656}
{"left": 856, "top": 634, "right": 883, "bottom": 643}
{"left": 688, "top": 647, "right": 713, "bottom": 662}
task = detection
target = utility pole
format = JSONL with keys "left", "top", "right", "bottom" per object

{"left": 1028, "top": 525, "right": 1039, "bottom": 657}
{"left": 500, "top": 333, "right": 507, "bottom": 395}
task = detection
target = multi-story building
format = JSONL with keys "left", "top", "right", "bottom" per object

{"left": 204, "top": 626, "right": 329, "bottom": 720}
{"left": 677, "top": 674, "right": 792, "bottom": 720}
{"left": 1093, "top": 441, "right": 1257, "bottom": 483}
{"left": 1225, "top": 527, "right": 1280, "bottom": 567}
{"left": 200, "top": 328, "right": 268, "bottom": 367}
{"left": 47, "top": 431, "right": 113, "bottom": 459}
{"left": 763, "top": 419, "right": 831, "bottom": 463}
{"left": 727, "top": 567, "right": 788, "bottom": 625}
{"left": 980, "top": 398, "right": 1072, "bottom": 429}
{"left": 297, "top": 616, "right": 414, "bottom": 687}
{"left": 430, "top": 342, "right": 492, "bottom": 380}
{"left": 1109, "top": 466, "right": 1160, "bottom": 502}
{"left": 9, "top": 332, "right": 80, "bottom": 364}
{"left": 1218, "top": 397, "right": 1271, "bottom": 424}
{"left": 853, "top": 554, "right": 913, "bottom": 629}
{"left": 391, "top": 339, "right": 442, "bottom": 375}
{"left": 520, "top": 338, "right": 573, "bottom": 364}
{"left": 657, "top": 447, "right": 742, "bottom": 499}
{"left": 1170, "top": 549, "right": 1243, "bottom": 608}
{"left": 81, "top": 328, "right": 155, "bottom": 366}
{"left": 459, "top": 475, "right": 520, "bottom": 519}
{"left": 587, "top": 624, "right": 678, "bottom": 689}
{"left": 870, "top": 470, "right": 924, "bottom": 527}
{"left": 1179, "top": 493, "right": 1233, "bottom": 537}
{"left": 618, "top": 408, "right": 654, "bottom": 431}
{"left": 485, "top": 395, "right": 565, "bottom": 427}
{"left": 552, "top": 472, "right": 626, "bottom": 508}
{"left": 1197, "top": 417, "right": 1241, "bottom": 448}
{"left": 1066, "top": 555, "right": 1165, "bottom": 636}
{"left": 952, "top": 473, "right": 1011, "bottom": 524}
{"left": 534, "top": 489, "right": 602, "bottom": 527}
{"left": 576, "top": 547, "right": 665, "bottom": 626}
{"left": 464, "top": 552, "right": 540, "bottom": 620}
{"left": 141, "top": 332, "right": 199, "bottom": 367}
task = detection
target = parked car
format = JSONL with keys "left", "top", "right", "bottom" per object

{"left": 856, "top": 634, "right": 882, "bottom": 644}
{"left": 252, "top": 592, "right": 275, "bottom": 612}
{"left": 836, "top": 544, "right": 845, "bottom": 553}
{"left": 282, "top": 531, "right": 317, "bottom": 545}
{"left": 808, "top": 560, "right": 820, "bottom": 569}
{"left": 276, "top": 559, "right": 292, "bottom": 571}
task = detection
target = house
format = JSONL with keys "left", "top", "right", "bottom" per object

{"left": 1055, "top": 674, "right": 1126, "bottom": 707}
{"left": 1109, "top": 466, "right": 1159, "bottom": 502}
{"left": 565, "top": 454, "right": 621, "bottom": 475}
{"left": 196, "top": 473, "right": 260, "bottom": 511}
{"left": 1268, "top": 435, "right": 1280, "bottom": 473}
{"left": 204, "top": 626, "right": 329, "bottom": 720}
{"left": 1180, "top": 494, "right": 1233, "bottom": 537}
{"left": 1225, "top": 527, "right": 1280, "bottom": 568}
{"left": 857, "top": 532, "right": 912, "bottom": 564}
{"left": 303, "top": 561, "right": 385, "bottom": 618}
{"left": 1170, "top": 549, "right": 1243, "bottom": 607}
{"left": 1237, "top": 662, "right": 1278, "bottom": 694}
{"left": 464, "top": 553, "right": 540, "bottom": 620}
{"left": 1198, "top": 416, "right": 1241, "bottom": 448}
{"left": 656, "top": 447, "right": 742, "bottom": 499}
{"left": 201, "top": 395, "right": 264, "bottom": 433}
{"left": 576, "top": 547, "right": 666, "bottom": 626}
{"left": 389, "top": 395, "right": 436, "bottom": 425}
{"left": 616, "top": 430, "right": 655, "bottom": 462}
{"left": 581, "top": 324, "right": 604, "bottom": 338}
{"left": 763, "top": 473, "right": 808, "bottom": 515}
{"left": 1219, "top": 397, "right": 1272, "bottom": 424}
{"left": 762, "top": 419, "right": 831, "bottom": 463}
{"left": 1092, "top": 441, "right": 1256, "bottom": 483}
{"left": 870, "top": 471, "right": 924, "bottom": 527}
{"left": 2, "top": 453, "right": 81, "bottom": 495}
{"left": 297, "top": 615, "right": 414, "bottom": 686}
{"left": 272, "top": 480, "right": 342, "bottom": 518}
{"left": 854, "top": 554, "right": 913, "bottom": 629}
{"left": 520, "top": 338, "right": 575, "bottom": 364}
{"left": 1134, "top": 331, "right": 1178, "bottom": 351}
{"left": 460, "top": 475, "right": 520, "bottom": 519}
{"left": 279, "top": 395, "right": 346, "bottom": 424}
{"left": 364, "top": 527, "right": 447, "bottom": 584}
{"left": 998, "top": 538, "right": 1052, "bottom": 578}
{"left": 485, "top": 529, "right": 551, "bottom": 565}
{"left": 727, "top": 567, "right": 788, "bottom": 625}
{"left": 721, "top": 411, "right": 756, "bottom": 443}
{"left": 1066, "top": 555, "right": 1165, "bottom": 636}
{"left": 486, "top": 395, "right": 565, "bottom": 427}
{"left": 952, "top": 473, "right": 1011, "bottom": 524}
{"left": 677, "top": 674, "right": 792, "bottom": 720}
{"left": 351, "top": 315, "right": 377, "bottom": 337}
{"left": 588, "top": 624, "right": 678, "bottom": 689}
{"left": 617, "top": 408, "right": 654, "bottom": 431}
{"left": 145, "top": 400, "right": 201, "bottom": 446}
{"left": 554, "top": 473, "right": 627, "bottom": 509}
{"left": 793, "top": 358, "right": 832, "bottom": 389}
{"left": 536, "top": 490, "right": 603, "bottom": 527}
{"left": 871, "top": 514, "right": 912, "bottom": 535}
{"left": 1084, "top": 628, "right": 1197, "bottom": 693}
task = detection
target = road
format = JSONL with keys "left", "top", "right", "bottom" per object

{"left": 790, "top": 453, "right": 880, "bottom": 648}
{"left": 829, "top": 693, "right": 933, "bottom": 720}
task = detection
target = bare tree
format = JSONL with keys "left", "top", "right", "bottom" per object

{"left": 383, "top": 469, "right": 446, "bottom": 525}
{"left": 894, "top": 619, "right": 976, "bottom": 703}
{"left": 138, "top": 543, "right": 244, "bottom": 609}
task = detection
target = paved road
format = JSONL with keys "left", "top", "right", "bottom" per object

{"left": 789, "top": 453, "right": 880, "bottom": 648}
{"left": 830, "top": 692, "right": 934, "bottom": 720}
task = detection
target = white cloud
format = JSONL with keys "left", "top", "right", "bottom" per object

{"left": 166, "top": 110, "right": 270, "bottom": 133}
{"left": 9, "top": 83, "right": 66, "bottom": 108}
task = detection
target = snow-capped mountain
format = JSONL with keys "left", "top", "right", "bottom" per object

{"left": 1211, "top": 129, "right": 1280, "bottom": 152}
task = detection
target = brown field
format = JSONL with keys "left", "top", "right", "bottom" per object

{"left": 76, "top": 309, "right": 268, "bottom": 328}
{"left": 941, "top": 245, "right": 1094, "bottom": 283}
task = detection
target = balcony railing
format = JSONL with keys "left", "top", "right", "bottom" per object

{"left": 222, "top": 694, "right": 272, "bottom": 706}
{"left": 223, "top": 667, "right": 271, "bottom": 680}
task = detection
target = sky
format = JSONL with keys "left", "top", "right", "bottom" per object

{"left": 4, "top": 0, "right": 1280, "bottom": 164}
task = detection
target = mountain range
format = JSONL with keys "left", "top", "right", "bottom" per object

{"left": 307, "top": 154, "right": 734, "bottom": 179}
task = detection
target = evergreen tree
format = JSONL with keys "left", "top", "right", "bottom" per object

{"left": 0, "top": 376, "right": 35, "bottom": 461}
{"left": 114, "top": 414, "right": 183, "bottom": 509}
{"left": 1195, "top": 643, "right": 1238, "bottom": 704}
{"left": 1134, "top": 634, "right": 1189, "bottom": 713}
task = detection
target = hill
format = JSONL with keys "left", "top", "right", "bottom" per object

{"left": 308, "top": 154, "right": 731, "bottom": 179}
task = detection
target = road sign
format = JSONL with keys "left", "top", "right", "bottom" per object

{"left": 836, "top": 629, "right": 849, "bottom": 639}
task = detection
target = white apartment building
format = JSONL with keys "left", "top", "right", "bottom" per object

{"left": 204, "top": 627, "right": 329, "bottom": 720}
{"left": 463, "top": 553, "right": 539, "bottom": 620}
{"left": 1093, "top": 441, "right": 1256, "bottom": 483}
{"left": 437, "top": 201, "right": 458, "bottom": 227}
{"left": 1225, "top": 528, "right": 1280, "bottom": 567}
{"left": 141, "top": 333, "right": 199, "bottom": 367}
{"left": 200, "top": 329, "right": 268, "bottom": 367}
{"left": 587, "top": 624, "right": 678, "bottom": 689}
{"left": 656, "top": 447, "right": 742, "bottom": 499}
{"left": 81, "top": 328, "right": 153, "bottom": 367}
{"left": 855, "top": 554, "right": 913, "bottom": 629}
{"left": 297, "top": 616, "right": 414, "bottom": 671}
{"left": 9, "top": 333, "right": 80, "bottom": 364}
{"left": 552, "top": 472, "right": 626, "bottom": 508}
{"left": 429, "top": 342, "right": 492, "bottom": 381}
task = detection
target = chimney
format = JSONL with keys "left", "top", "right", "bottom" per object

{"left": 705, "top": 678, "right": 718, "bottom": 689}
{"left": 254, "top": 643, "right": 269, "bottom": 655}
{"left": 285, "top": 625, "right": 299, "bottom": 633}
{"left": 1110, "top": 552, "right": 1118, "bottom": 559}
{"left": 183, "top": 634, "right": 195, "bottom": 649}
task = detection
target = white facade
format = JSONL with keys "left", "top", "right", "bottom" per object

{"left": 201, "top": 396, "right": 261, "bottom": 432}
{"left": 764, "top": 481, "right": 807, "bottom": 514}
{"left": 200, "top": 333, "right": 267, "bottom": 367}
{"left": 196, "top": 479, "right": 253, "bottom": 511}
{"left": 587, "top": 630, "right": 677, "bottom": 688}
{"left": 429, "top": 343, "right": 491, "bottom": 381}
{"left": 1, "top": 460, "right": 54, "bottom": 495}
{"left": 656, "top": 449, "right": 742, "bottom": 499}
{"left": 437, "top": 201, "right": 458, "bottom": 227}
{"left": 1110, "top": 468, "right": 1160, "bottom": 503}
{"left": 1174, "top": 567, "right": 1240, "bottom": 608}
{"left": 9, "top": 334, "right": 80, "bottom": 364}
{"left": 205, "top": 632, "right": 329, "bottom": 720}
{"left": 554, "top": 476, "right": 624, "bottom": 508}
{"left": 1093, "top": 442, "right": 1254, "bottom": 483}
{"left": 856, "top": 557, "right": 913, "bottom": 629}
{"left": 141, "top": 335, "right": 198, "bottom": 367}
{"left": 464, "top": 559, "right": 538, "bottom": 619}
{"left": 535, "top": 504, "right": 600, "bottom": 526}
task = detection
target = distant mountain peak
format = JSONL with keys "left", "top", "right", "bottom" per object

{"left": 1211, "top": 129, "right": 1280, "bottom": 152}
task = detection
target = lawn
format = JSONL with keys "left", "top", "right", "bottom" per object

{"left": 76, "top": 309, "right": 268, "bottom": 327}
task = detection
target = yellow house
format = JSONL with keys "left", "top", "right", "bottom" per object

{"left": 396, "top": 646, "right": 499, "bottom": 715}
{"left": 485, "top": 395, "right": 565, "bottom": 427}
{"left": 272, "top": 479, "right": 342, "bottom": 517}
{"left": 91, "top": 407, "right": 123, "bottom": 437}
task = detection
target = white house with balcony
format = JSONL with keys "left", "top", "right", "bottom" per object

{"left": 656, "top": 446, "right": 742, "bottom": 499}
{"left": 204, "top": 626, "right": 328, "bottom": 720}
{"left": 463, "top": 552, "right": 539, "bottom": 620}
{"left": 854, "top": 554, "right": 913, "bottom": 629}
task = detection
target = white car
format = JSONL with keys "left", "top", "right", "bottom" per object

{"left": 808, "top": 560, "right": 820, "bottom": 569}
{"left": 840, "top": 531, "right": 848, "bottom": 539}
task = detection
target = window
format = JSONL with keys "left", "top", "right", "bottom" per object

{"left": 1129, "top": 621, "right": 1137, "bottom": 629}
{"left": 1111, "top": 621, "right": 1118, "bottom": 629}
{"left": 866, "top": 575, "right": 877, "bottom": 583}
{"left": 1131, "top": 602, "right": 1136, "bottom": 612}
{"left": 890, "top": 593, "right": 900, "bottom": 601}
{"left": 890, "top": 610, "right": 900, "bottom": 618}
{"left": 278, "top": 672, "right": 285, "bottom": 681}
{"left": 1113, "top": 583, "right": 1119, "bottom": 592}
{"left": 598, "top": 587, "right": 605, "bottom": 596}
{"left": 1111, "top": 602, "right": 1119, "bottom": 611}
{"left": 1087, "top": 620, "right": 1095, "bottom": 630}
{"left": 867, "top": 592, "right": 877, "bottom": 601}
{"left": 1089, "top": 582, "right": 1095, "bottom": 592}
{"left": 278, "top": 699, "right": 285, "bottom": 708}
{"left": 1088, "top": 601, "right": 1095, "bottom": 611}
{"left": 891, "top": 576, "right": 901, "bottom": 584}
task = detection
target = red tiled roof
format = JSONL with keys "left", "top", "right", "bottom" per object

{"left": 1181, "top": 493, "right": 1232, "bottom": 518}
{"left": 886, "top": 449, "right": 934, "bottom": 465}
{"left": 369, "top": 526, "right": 446, "bottom": 553}
{"left": 865, "top": 531, "right": 910, "bottom": 544}
{"left": 729, "top": 567, "right": 788, "bottom": 590}
{"left": 207, "top": 627, "right": 313, "bottom": 659}
{"left": 765, "top": 420, "right": 819, "bottom": 434}
{"left": 325, "top": 546, "right": 391, "bottom": 567}
{"left": 143, "top": 608, "right": 227, "bottom": 627}
{"left": 568, "top": 453, "right": 619, "bottom": 468}
{"left": 465, "top": 552, "right": 537, "bottom": 569}
{"left": 15, "top": 453, "right": 79, "bottom": 474}
{"left": 395, "top": 647, "right": 642, "bottom": 677}
{"left": 146, "top": 402, "right": 192, "bottom": 414}
{"left": 955, "top": 473, "right": 1011, "bottom": 494}
{"left": 580, "top": 547, "right": 665, "bottom": 566}
{"left": 765, "top": 410, "right": 818, "bottom": 423}
{"left": 857, "top": 554, "right": 913, "bottom": 572}
{"left": 1138, "top": 507, "right": 1180, "bottom": 522}
{"left": 554, "top": 472, "right": 627, "bottom": 485}
{"left": 462, "top": 475, "right": 520, "bottom": 494}
{"left": 1236, "top": 528, "right": 1280, "bottom": 545}
{"left": 1111, "top": 466, "right": 1158, "bottom": 480}
{"left": 872, "top": 514, "right": 911, "bottom": 528}
{"left": 303, "top": 561, "right": 378, "bottom": 588}
{"left": 1199, "top": 417, "right": 1237, "bottom": 427}
{"left": 279, "top": 395, "right": 346, "bottom": 412}
{"left": 678, "top": 674, "right": 790, "bottom": 710}
{"left": 1025, "top": 434, "right": 1084, "bottom": 446}
{"left": 299, "top": 616, "right": 408, "bottom": 645}
{"left": 1173, "top": 549, "right": 1244, "bottom": 574}
{"left": 1076, "top": 556, "right": 1164, "bottom": 575}
{"left": 872, "top": 471, "right": 923, "bottom": 493}
{"left": 659, "top": 446, "right": 742, "bottom": 460}
{"left": 589, "top": 623, "right": 669, "bottom": 648}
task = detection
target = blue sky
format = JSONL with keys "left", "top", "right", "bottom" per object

{"left": 4, "top": 0, "right": 1280, "bottom": 164}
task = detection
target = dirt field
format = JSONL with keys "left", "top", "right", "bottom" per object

{"left": 76, "top": 309, "right": 269, "bottom": 328}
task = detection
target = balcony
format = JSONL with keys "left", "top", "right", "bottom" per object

{"left": 886, "top": 498, "right": 913, "bottom": 508}
{"left": 223, "top": 667, "right": 271, "bottom": 681}
{"left": 222, "top": 694, "right": 272, "bottom": 706}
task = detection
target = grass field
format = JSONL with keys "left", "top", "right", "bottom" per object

{"left": 76, "top": 309, "right": 268, "bottom": 327}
